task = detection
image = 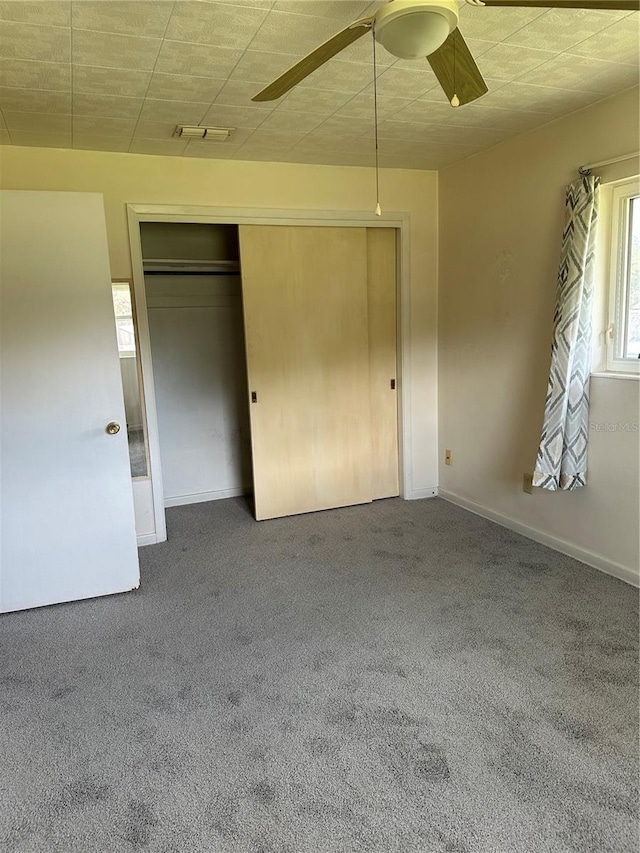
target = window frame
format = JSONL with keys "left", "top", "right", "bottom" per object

{"left": 605, "top": 177, "right": 640, "bottom": 376}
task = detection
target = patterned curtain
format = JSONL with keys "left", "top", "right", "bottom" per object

{"left": 533, "top": 175, "right": 600, "bottom": 491}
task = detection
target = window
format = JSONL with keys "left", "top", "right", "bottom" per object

{"left": 112, "top": 282, "right": 136, "bottom": 357}
{"left": 604, "top": 178, "right": 640, "bottom": 376}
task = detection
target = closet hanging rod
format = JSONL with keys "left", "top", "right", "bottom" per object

{"left": 142, "top": 258, "right": 240, "bottom": 273}
{"left": 143, "top": 270, "right": 242, "bottom": 276}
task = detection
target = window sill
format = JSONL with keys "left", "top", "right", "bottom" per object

{"left": 591, "top": 371, "right": 640, "bottom": 381}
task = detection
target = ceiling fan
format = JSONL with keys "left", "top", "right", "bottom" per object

{"left": 252, "top": 0, "right": 640, "bottom": 109}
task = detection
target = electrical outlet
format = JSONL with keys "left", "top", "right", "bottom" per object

{"left": 445, "top": 449, "right": 452, "bottom": 466}
{"left": 523, "top": 473, "right": 533, "bottom": 494}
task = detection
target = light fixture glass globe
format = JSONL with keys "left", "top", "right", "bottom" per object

{"left": 376, "top": 10, "right": 452, "bottom": 60}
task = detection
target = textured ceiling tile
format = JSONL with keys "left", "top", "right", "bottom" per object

{"left": 146, "top": 72, "right": 224, "bottom": 103}
{"left": 520, "top": 53, "right": 638, "bottom": 94}
{"left": 377, "top": 119, "right": 441, "bottom": 142}
{"left": 0, "top": 0, "right": 631, "bottom": 167}
{"left": 0, "top": 1, "right": 70, "bottom": 27}
{"left": 72, "top": 65, "right": 151, "bottom": 98}
{"left": 0, "top": 86, "right": 71, "bottom": 113}
{"left": 478, "top": 43, "right": 558, "bottom": 82}
{"left": 380, "top": 145, "right": 477, "bottom": 170}
{"left": 271, "top": 1, "right": 369, "bottom": 21}
{"left": 3, "top": 110, "right": 71, "bottom": 133}
{"left": 333, "top": 93, "right": 413, "bottom": 121}
{"left": 481, "top": 81, "right": 600, "bottom": 115}
{"left": 431, "top": 103, "right": 548, "bottom": 134}
{"left": 0, "top": 20, "right": 70, "bottom": 62}
{"left": 73, "top": 115, "right": 137, "bottom": 135}
{"left": 277, "top": 86, "right": 354, "bottom": 114}
{"left": 139, "top": 98, "right": 209, "bottom": 124}
{"left": 71, "top": 1, "right": 174, "bottom": 38}
{"left": 314, "top": 114, "right": 372, "bottom": 138}
{"left": 455, "top": 4, "right": 547, "bottom": 42}
{"left": 428, "top": 124, "right": 510, "bottom": 148}
{"left": 134, "top": 120, "right": 178, "bottom": 139}
{"left": 229, "top": 49, "right": 305, "bottom": 84}
{"left": 503, "top": 8, "right": 630, "bottom": 51}
{"left": 390, "top": 99, "right": 459, "bottom": 125}
{"left": 247, "top": 10, "right": 349, "bottom": 55}
{"left": 372, "top": 66, "right": 435, "bottom": 99}
{"left": 292, "top": 132, "right": 373, "bottom": 154}
{"left": 73, "top": 93, "right": 143, "bottom": 119}
{"left": 0, "top": 59, "right": 70, "bottom": 91}
{"left": 569, "top": 17, "right": 640, "bottom": 66}
{"left": 200, "top": 0, "right": 274, "bottom": 8}
{"left": 72, "top": 133, "right": 132, "bottom": 152}
{"left": 201, "top": 102, "right": 269, "bottom": 128}
{"left": 0, "top": 127, "right": 11, "bottom": 143}
{"left": 9, "top": 129, "right": 71, "bottom": 147}
{"left": 129, "top": 138, "right": 189, "bottom": 156}
{"left": 0, "top": 110, "right": 5, "bottom": 127}
{"left": 155, "top": 40, "right": 244, "bottom": 78}
{"left": 165, "top": 2, "right": 269, "bottom": 50}
{"left": 257, "top": 108, "right": 323, "bottom": 133}
{"left": 239, "top": 128, "right": 306, "bottom": 149}
{"left": 72, "top": 29, "right": 161, "bottom": 71}
{"left": 297, "top": 58, "right": 375, "bottom": 92}
{"left": 213, "top": 80, "right": 275, "bottom": 109}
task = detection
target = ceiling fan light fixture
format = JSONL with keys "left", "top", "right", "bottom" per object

{"left": 375, "top": 1, "right": 458, "bottom": 60}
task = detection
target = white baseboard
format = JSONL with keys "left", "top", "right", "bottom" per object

{"left": 407, "top": 486, "right": 438, "bottom": 500}
{"left": 438, "top": 489, "right": 639, "bottom": 588}
{"left": 137, "top": 532, "right": 159, "bottom": 547}
{"left": 164, "top": 486, "right": 247, "bottom": 509}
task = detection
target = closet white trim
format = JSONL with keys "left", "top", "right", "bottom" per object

{"left": 127, "top": 204, "right": 412, "bottom": 545}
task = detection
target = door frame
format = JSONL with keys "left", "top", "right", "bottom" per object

{"left": 127, "top": 203, "right": 413, "bottom": 543}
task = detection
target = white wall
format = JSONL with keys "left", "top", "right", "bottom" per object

{"left": 146, "top": 272, "right": 251, "bottom": 506}
{"left": 439, "top": 87, "right": 640, "bottom": 584}
{"left": 0, "top": 146, "right": 440, "bottom": 537}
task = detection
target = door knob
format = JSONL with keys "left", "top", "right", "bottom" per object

{"left": 106, "top": 421, "right": 121, "bottom": 435}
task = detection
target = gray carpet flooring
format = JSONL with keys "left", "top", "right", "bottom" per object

{"left": 1, "top": 497, "right": 638, "bottom": 853}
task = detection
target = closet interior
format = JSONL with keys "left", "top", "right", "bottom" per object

{"left": 141, "top": 223, "right": 252, "bottom": 508}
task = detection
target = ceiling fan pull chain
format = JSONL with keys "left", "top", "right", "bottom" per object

{"left": 372, "top": 25, "right": 382, "bottom": 216}
{"left": 451, "top": 32, "right": 460, "bottom": 107}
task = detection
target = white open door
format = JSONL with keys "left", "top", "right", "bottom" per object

{"left": 0, "top": 191, "right": 139, "bottom": 613}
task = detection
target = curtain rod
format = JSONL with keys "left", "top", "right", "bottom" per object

{"left": 579, "top": 151, "right": 639, "bottom": 176}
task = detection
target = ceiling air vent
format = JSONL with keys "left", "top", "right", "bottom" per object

{"left": 175, "top": 126, "right": 234, "bottom": 141}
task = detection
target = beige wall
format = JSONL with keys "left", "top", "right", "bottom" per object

{"left": 439, "top": 87, "right": 640, "bottom": 581}
{"left": 0, "top": 147, "right": 439, "bottom": 495}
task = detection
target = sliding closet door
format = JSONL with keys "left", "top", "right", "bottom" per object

{"left": 239, "top": 225, "right": 372, "bottom": 520}
{"left": 367, "top": 228, "right": 399, "bottom": 499}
